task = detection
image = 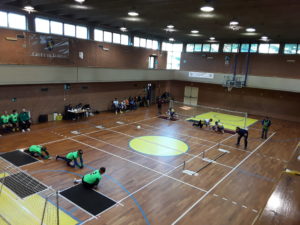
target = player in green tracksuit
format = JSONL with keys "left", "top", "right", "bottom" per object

{"left": 1, "top": 111, "right": 12, "bottom": 133}
{"left": 19, "top": 108, "right": 31, "bottom": 132}
{"left": 74, "top": 167, "right": 106, "bottom": 189}
{"left": 56, "top": 150, "right": 84, "bottom": 168}
{"left": 10, "top": 110, "right": 19, "bottom": 132}
{"left": 261, "top": 117, "right": 272, "bottom": 139}
{"left": 24, "top": 145, "right": 50, "bottom": 159}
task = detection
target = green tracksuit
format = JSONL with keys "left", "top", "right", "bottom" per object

{"left": 83, "top": 170, "right": 102, "bottom": 185}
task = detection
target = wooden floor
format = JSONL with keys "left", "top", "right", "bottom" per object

{"left": 1, "top": 105, "right": 299, "bottom": 225}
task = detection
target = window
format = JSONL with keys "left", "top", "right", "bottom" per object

{"left": 297, "top": 45, "right": 300, "bottom": 54}
{"left": 133, "top": 37, "right": 140, "bottom": 47}
{"left": 232, "top": 44, "right": 239, "bottom": 53}
{"left": 146, "top": 39, "right": 152, "bottom": 49}
{"left": 210, "top": 44, "right": 219, "bottom": 53}
{"left": 113, "top": 33, "right": 121, "bottom": 44}
{"left": 173, "top": 43, "right": 183, "bottom": 52}
{"left": 223, "top": 43, "right": 239, "bottom": 53}
{"left": 284, "top": 44, "right": 297, "bottom": 54}
{"left": 50, "top": 21, "right": 63, "bottom": 35}
{"left": 121, "top": 34, "right": 129, "bottom": 45}
{"left": 202, "top": 44, "right": 210, "bottom": 52}
{"left": 140, "top": 38, "right": 146, "bottom": 48}
{"left": 194, "top": 44, "right": 202, "bottom": 52}
{"left": 223, "top": 44, "right": 232, "bottom": 52}
{"left": 250, "top": 44, "right": 258, "bottom": 53}
{"left": 64, "top": 24, "right": 75, "bottom": 37}
{"left": 167, "top": 51, "right": 181, "bottom": 70}
{"left": 241, "top": 44, "right": 250, "bottom": 53}
{"left": 152, "top": 40, "right": 159, "bottom": 50}
{"left": 0, "top": 11, "right": 8, "bottom": 27}
{"left": 148, "top": 55, "right": 157, "bottom": 69}
{"left": 186, "top": 44, "right": 194, "bottom": 52}
{"left": 94, "top": 29, "right": 103, "bottom": 42}
{"left": 103, "top": 31, "right": 112, "bottom": 42}
{"left": 35, "top": 18, "right": 50, "bottom": 34}
{"left": 259, "top": 43, "right": 280, "bottom": 54}
{"left": 8, "top": 13, "right": 26, "bottom": 30}
{"left": 76, "top": 26, "right": 87, "bottom": 39}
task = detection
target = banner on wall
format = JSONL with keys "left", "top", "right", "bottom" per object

{"left": 29, "top": 34, "right": 69, "bottom": 58}
{"left": 189, "top": 72, "right": 214, "bottom": 79}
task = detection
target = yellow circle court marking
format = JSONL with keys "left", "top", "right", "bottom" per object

{"left": 129, "top": 136, "right": 189, "bottom": 156}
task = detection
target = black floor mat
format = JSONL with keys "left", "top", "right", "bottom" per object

{"left": 60, "top": 184, "right": 116, "bottom": 216}
{"left": 0, "top": 172, "right": 47, "bottom": 198}
{"left": 0, "top": 150, "right": 38, "bottom": 167}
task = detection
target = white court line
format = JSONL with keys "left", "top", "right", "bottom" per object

{"left": 137, "top": 122, "right": 218, "bottom": 145}
{"left": 117, "top": 134, "right": 236, "bottom": 204}
{"left": 69, "top": 137, "right": 208, "bottom": 193}
{"left": 82, "top": 134, "right": 176, "bottom": 169}
{"left": 171, "top": 132, "right": 276, "bottom": 225}
{"left": 88, "top": 127, "right": 236, "bottom": 170}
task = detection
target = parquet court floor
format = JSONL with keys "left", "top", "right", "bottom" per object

{"left": 0, "top": 105, "right": 299, "bottom": 225}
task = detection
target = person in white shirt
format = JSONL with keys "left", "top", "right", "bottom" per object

{"left": 113, "top": 98, "right": 119, "bottom": 114}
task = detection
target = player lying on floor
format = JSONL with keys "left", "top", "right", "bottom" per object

{"left": 24, "top": 145, "right": 50, "bottom": 159}
{"left": 74, "top": 167, "right": 106, "bottom": 189}
{"left": 213, "top": 121, "right": 225, "bottom": 134}
{"left": 56, "top": 150, "right": 84, "bottom": 169}
{"left": 193, "top": 118, "right": 213, "bottom": 128}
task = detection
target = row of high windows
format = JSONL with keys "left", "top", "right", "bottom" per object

{"left": 1, "top": 10, "right": 300, "bottom": 56}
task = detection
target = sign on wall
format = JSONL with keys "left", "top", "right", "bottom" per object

{"left": 189, "top": 72, "right": 214, "bottom": 79}
{"left": 29, "top": 34, "right": 69, "bottom": 59}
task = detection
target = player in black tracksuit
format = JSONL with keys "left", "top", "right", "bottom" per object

{"left": 236, "top": 127, "right": 248, "bottom": 149}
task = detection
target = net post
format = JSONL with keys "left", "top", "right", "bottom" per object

{"left": 41, "top": 196, "right": 48, "bottom": 225}
{"left": 244, "top": 112, "right": 248, "bottom": 129}
{"left": 0, "top": 171, "right": 6, "bottom": 196}
{"left": 183, "top": 161, "right": 186, "bottom": 170}
{"left": 202, "top": 150, "right": 205, "bottom": 159}
{"left": 56, "top": 191, "right": 60, "bottom": 225}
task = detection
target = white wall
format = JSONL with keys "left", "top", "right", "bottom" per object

{"left": 174, "top": 71, "right": 300, "bottom": 93}
{"left": 0, "top": 64, "right": 299, "bottom": 93}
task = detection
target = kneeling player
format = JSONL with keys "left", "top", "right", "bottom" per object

{"left": 24, "top": 145, "right": 50, "bottom": 159}
{"left": 74, "top": 167, "right": 106, "bottom": 189}
{"left": 213, "top": 121, "right": 225, "bottom": 134}
{"left": 56, "top": 150, "right": 84, "bottom": 169}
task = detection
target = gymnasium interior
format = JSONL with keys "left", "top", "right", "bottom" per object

{"left": 0, "top": 0, "right": 299, "bottom": 225}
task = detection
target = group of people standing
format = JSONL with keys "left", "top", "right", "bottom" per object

{"left": 0, "top": 108, "right": 31, "bottom": 136}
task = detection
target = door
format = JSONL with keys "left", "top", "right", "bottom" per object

{"left": 184, "top": 86, "right": 198, "bottom": 106}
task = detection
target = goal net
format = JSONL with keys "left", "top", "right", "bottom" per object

{"left": 0, "top": 158, "right": 89, "bottom": 225}
{"left": 172, "top": 101, "right": 249, "bottom": 130}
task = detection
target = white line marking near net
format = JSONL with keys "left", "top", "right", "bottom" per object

{"left": 171, "top": 132, "right": 276, "bottom": 225}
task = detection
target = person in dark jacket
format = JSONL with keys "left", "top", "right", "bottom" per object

{"left": 19, "top": 108, "right": 31, "bottom": 132}
{"left": 236, "top": 127, "right": 248, "bottom": 149}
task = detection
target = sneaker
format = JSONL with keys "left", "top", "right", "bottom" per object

{"left": 73, "top": 178, "right": 79, "bottom": 184}
{"left": 55, "top": 155, "right": 58, "bottom": 160}
{"left": 22, "top": 129, "right": 25, "bottom": 132}
{"left": 27, "top": 128, "right": 31, "bottom": 131}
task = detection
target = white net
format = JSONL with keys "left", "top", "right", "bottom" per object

{"left": 173, "top": 101, "right": 248, "bottom": 130}
{"left": 0, "top": 158, "right": 90, "bottom": 225}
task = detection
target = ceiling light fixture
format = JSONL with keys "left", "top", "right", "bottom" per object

{"left": 191, "top": 30, "right": 199, "bottom": 34}
{"left": 246, "top": 27, "right": 256, "bottom": 32}
{"left": 229, "top": 21, "right": 239, "bottom": 26}
{"left": 75, "top": 0, "right": 85, "bottom": 3}
{"left": 24, "top": 5, "right": 34, "bottom": 13}
{"left": 260, "top": 36, "right": 269, "bottom": 41}
{"left": 167, "top": 24, "right": 174, "bottom": 29}
{"left": 120, "top": 27, "right": 127, "bottom": 32}
{"left": 169, "top": 38, "right": 175, "bottom": 42}
{"left": 128, "top": 11, "right": 139, "bottom": 16}
{"left": 200, "top": 6, "right": 214, "bottom": 12}
{"left": 209, "top": 37, "right": 215, "bottom": 40}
